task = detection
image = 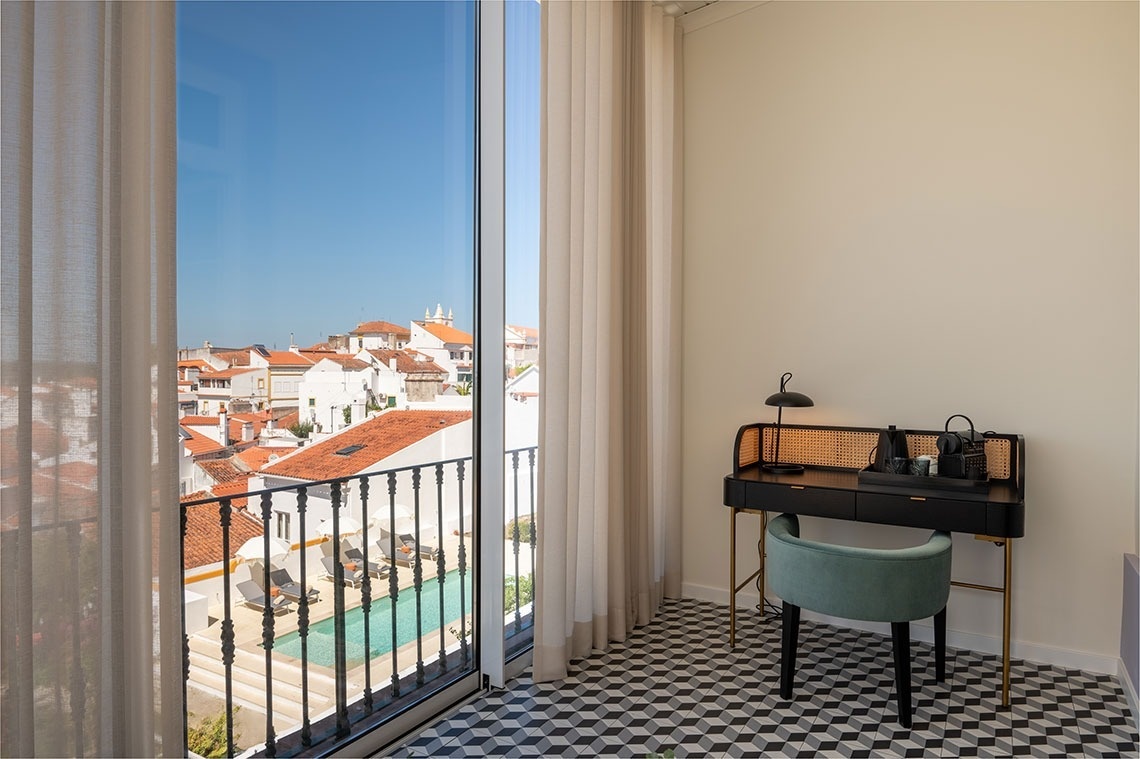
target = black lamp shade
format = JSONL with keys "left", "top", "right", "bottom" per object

{"left": 765, "top": 390, "right": 814, "bottom": 408}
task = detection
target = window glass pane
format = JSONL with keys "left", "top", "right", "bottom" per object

{"left": 176, "top": 1, "right": 477, "bottom": 750}
{"left": 504, "top": 0, "right": 540, "bottom": 655}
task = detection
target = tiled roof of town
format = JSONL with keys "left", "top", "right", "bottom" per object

{"left": 213, "top": 349, "right": 250, "bottom": 366}
{"left": 262, "top": 409, "right": 471, "bottom": 481}
{"left": 261, "top": 350, "right": 314, "bottom": 367}
{"left": 416, "top": 321, "right": 474, "bottom": 346}
{"left": 303, "top": 341, "right": 340, "bottom": 352}
{"left": 352, "top": 320, "right": 410, "bottom": 337}
{"left": 198, "top": 458, "right": 245, "bottom": 484}
{"left": 277, "top": 410, "right": 301, "bottom": 430}
{"left": 508, "top": 324, "right": 540, "bottom": 340}
{"left": 180, "top": 415, "right": 221, "bottom": 426}
{"left": 307, "top": 354, "right": 370, "bottom": 371}
{"left": 236, "top": 446, "right": 279, "bottom": 471}
{"left": 181, "top": 494, "right": 262, "bottom": 570}
{"left": 365, "top": 349, "right": 447, "bottom": 376}
{"left": 178, "top": 358, "right": 212, "bottom": 369}
{"left": 197, "top": 366, "right": 259, "bottom": 380}
{"left": 181, "top": 428, "right": 225, "bottom": 456}
{"left": 212, "top": 476, "right": 252, "bottom": 501}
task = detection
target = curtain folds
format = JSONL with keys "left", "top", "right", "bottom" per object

{"left": 535, "top": 0, "right": 683, "bottom": 683}
{"left": 0, "top": 1, "right": 182, "bottom": 755}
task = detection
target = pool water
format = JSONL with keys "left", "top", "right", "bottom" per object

{"left": 273, "top": 568, "right": 474, "bottom": 669}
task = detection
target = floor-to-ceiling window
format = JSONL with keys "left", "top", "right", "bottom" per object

{"left": 177, "top": 2, "right": 487, "bottom": 754}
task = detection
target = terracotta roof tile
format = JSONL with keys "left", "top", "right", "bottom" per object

{"left": 262, "top": 410, "right": 470, "bottom": 481}
{"left": 508, "top": 324, "right": 540, "bottom": 340}
{"left": 416, "top": 321, "right": 474, "bottom": 346}
{"left": 352, "top": 320, "right": 410, "bottom": 338}
{"left": 213, "top": 350, "right": 250, "bottom": 366}
{"left": 308, "top": 354, "right": 370, "bottom": 371}
{"left": 198, "top": 366, "right": 259, "bottom": 380}
{"left": 181, "top": 428, "right": 225, "bottom": 456}
{"left": 365, "top": 349, "right": 446, "bottom": 376}
{"left": 235, "top": 447, "right": 279, "bottom": 471}
{"left": 261, "top": 350, "right": 314, "bottom": 367}
{"left": 180, "top": 415, "right": 221, "bottom": 426}
{"left": 198, "top": 458, "right": 245, "bottom": 484}
{"left": 181, "top": 495, "right": 263, "bottom": 570}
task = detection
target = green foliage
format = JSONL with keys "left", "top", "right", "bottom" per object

{"left": 646, "top": 751, "right": 675, "bottom": 759}
{"left": 343, "top": 406, "right": 352, "bottom": 425}
{"left": 515, "top": 362, "right": 534, "bottom": 374}
{"left": 504, "top": 573, "right": 534, "bottom": 613}
{"left": 366, "top": 399, "right": 384, "bottom": 413}
{"left": 288, "top": 419, "right": 313, "bottom": 438}
{"left": 504, "top": 514, "right": 536, "bottom": 542}
{"left": 456, "top": 381, "right": 472, "bottom": 397}
{"left": 187, "top": 708, "right": 238, "bottom": 758}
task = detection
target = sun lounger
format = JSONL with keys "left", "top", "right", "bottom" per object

{"left": 321, "top": 555, "right": 364, "bottom": 588}
{"left": 237, "top": 580, "right": 293, "bottom": 615}
{"left": 269, "top": 568, "right": 320, "bottom": 605}
{"left": 342, "top": 547, "right": 391, "bottom": 579}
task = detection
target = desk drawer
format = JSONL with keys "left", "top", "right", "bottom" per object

{"left": 858, "top": 492, "right": 986, "bottom": 533}
{"left": 748, "top": 483, "right": 855, "bottom": 520}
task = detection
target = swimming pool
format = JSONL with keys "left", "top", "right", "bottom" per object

{"left": 273, "top": 568, "right": 473, "bottom": 669}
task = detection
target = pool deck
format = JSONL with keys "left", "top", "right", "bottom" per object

{"left": 185, "top": 534, "right": 528, "bottom": 753}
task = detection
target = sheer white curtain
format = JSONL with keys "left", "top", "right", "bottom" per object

{"left": 535, "top": 0, "right": 683, "bottom": 682}
{"left": 0, "top": 2, "right": 182, "bottom": 755}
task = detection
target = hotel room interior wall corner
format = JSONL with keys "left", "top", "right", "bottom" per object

{"left": 679, "top": 0, "right": 1139, "bottom": 672}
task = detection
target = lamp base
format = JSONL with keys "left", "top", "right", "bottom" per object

{"left": 762, "top": 463, "right": 805, "bottom": 474}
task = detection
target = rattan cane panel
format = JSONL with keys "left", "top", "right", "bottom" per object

{"left": 738, "top": 427, "right": 760, "bottom": 468}
{"left": 755, "top": 426, "right": 1012, "bottom": 479}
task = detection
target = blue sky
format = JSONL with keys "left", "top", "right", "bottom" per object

{"left": 176, "top": 0, "right": 539, "bottom": 349}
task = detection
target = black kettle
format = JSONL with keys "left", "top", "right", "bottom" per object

{"left": 874, "top": 425, "right": 910, "bottom": 472}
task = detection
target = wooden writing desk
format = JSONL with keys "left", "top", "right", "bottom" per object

{"left": 723, "top": 422, "right": 1025, "bottom": 707}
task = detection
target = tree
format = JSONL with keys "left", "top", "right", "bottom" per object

{"left": 342, "top": 406, "right": 352, "bottom": 425}
{"left": 288, "top": 419, "right": 313, "bottom": 438}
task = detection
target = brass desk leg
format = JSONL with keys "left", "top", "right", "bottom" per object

{"left": 1002, "top": 539, "right": 1013, "bottom": 708}
{"left": 729, "top": 507, "right": 737, "bottom": 648}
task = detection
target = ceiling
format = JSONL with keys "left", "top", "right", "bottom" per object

{"left": 652, "top": 0, "right": 719, "bottom": 18}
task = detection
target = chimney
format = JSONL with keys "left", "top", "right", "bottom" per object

{"left": 389, "top": 357, "right": 398, "bottom": 373}
{"left": 266, "top": 415, "right": 275, "bottom": 431}
{"left": 351, "top": 401, "right": 365, "bottom": 425}
{"left": 242, "top": 421, "right": 254, "bottom": 443}
{"left": 218, "top": 408, "right": 229, "bottom": 446}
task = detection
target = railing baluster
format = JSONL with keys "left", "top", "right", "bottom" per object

{"left": 331, "top": 481, "right": 349, "bottom": 739}
{"left": 412, "top": 467, "right": 425, "bottom": 686}
{"left": 259, "top": 492, "right": 277, "bottom": 757}
{"left": 219, "top": 498, "right": 236, "bottom": 759}
{"left": 297, "top": 487, "right": 312, "bottom": 748}
{"left": 511, "top": 451, "right": 522, "bottom": 633}
{"left": 67, "top": 521, "right": 84, "bottom": 756}
{"left": 360, "top": 476, "right": 373, "bottom": 713}
{"left": 387, "top": 473, "right": 400, "bottom": 698}
{"left": 435, "top": 463, "right": 447, "bottom": 670}
{"left": 529, "top": 447, "right": 537, "bottom": 618}
{"left": 456, "top": 460, "right": 468, "bottom": 664}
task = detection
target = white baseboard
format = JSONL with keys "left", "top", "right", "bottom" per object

{"left": 1120, "top": 658, "right": 1139, "bottom": 730}
{"left": 682, "top": 581, "right": 1120, "bottom": 676}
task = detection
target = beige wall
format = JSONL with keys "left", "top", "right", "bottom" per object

{"left": 681, "top": 1, "right": 1139, "bottom": 666}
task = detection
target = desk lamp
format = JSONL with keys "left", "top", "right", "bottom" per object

{"left": 763, "top": 372, "right": 814, "bottom": 474}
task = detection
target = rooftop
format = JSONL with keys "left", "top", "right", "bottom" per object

{"left": 261, "top": 409, "right": 470, "bottom": 481}
{"left": 415, "top": 321, "right": 474, "bottom": 346}
{"left": 181, "top": 493, "right": 262, "bottom": 570}
{"left": 351, "top": 320, "right": 411, "bottom": 338}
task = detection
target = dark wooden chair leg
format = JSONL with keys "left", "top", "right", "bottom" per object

{"left": 934, "top": 607, "right": 947, "bottom": 683}
{"left": 780, "top": 601, "right": 801, "bottom": 700}
{"left": 891, "top": 621, "right": 913, "bottom": 729}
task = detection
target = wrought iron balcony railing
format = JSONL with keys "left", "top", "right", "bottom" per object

{"left": 180, "top": 447, "right": 537, "bottom": 758}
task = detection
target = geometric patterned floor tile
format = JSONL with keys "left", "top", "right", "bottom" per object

{"left": 391, "top": 598, "right": 1140, "bottom": 758}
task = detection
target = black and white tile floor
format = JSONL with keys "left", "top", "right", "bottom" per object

{"left": 394, "top": 598, "right": 1139, "bottom": 757}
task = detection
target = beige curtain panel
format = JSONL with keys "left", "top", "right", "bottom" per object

{"left": 0, "top": 1, "right": 182, "bottom": 755}
{"left": 535, "top": 0, "right": 684, "bottom": 683}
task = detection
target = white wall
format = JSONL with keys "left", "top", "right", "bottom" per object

{"left": 681, "top": 1, "right": 1139, "bottom": 668}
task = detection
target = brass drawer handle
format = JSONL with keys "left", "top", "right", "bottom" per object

{"left": 790, "top": 485, "right": 805, "bottom": 490}
{"left": 910, "top": 496, "right": 926, "bottom": 502}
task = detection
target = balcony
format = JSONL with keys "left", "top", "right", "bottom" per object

{"left": 180, "top": 447, "right": 537, "bottom": 757}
